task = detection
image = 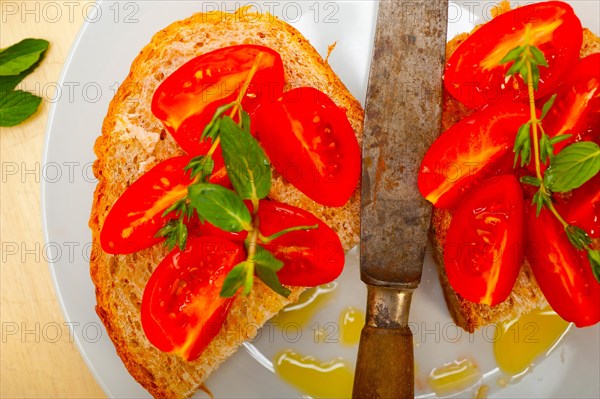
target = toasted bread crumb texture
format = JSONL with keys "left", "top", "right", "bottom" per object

{"left": 89, "top": 10, "right": 363, "bottom": 399}
{"left": 433, "top": 22, "right": 600, "bottom": 332}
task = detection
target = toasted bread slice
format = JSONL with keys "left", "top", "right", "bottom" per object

{"left": 89, "top": 10, "right": 363, "bottom": 399}
{"left": 433, "top": 23, "right": 600, "bottom": 333}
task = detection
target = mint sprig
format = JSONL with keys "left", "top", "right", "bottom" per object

{"left": 219, "top": 115, "right": 271, "bottom": 208}
{"left": 0, "top": 39, "right": 49, "bottom": 127}
{"left": 157, "top": 100, "right": 317, "bottom": 297}
{"left": 154, "top": 51, "right": 322, "bottom": 297}
{"left": 194, "top": 103, "right": 315, "bottom": 298}
{"left": 501, "top": 38, "right": 599, "bottom": 282}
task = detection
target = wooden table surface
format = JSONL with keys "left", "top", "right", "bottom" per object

{"left": 1, "top": 2, "right": 106, "bottom": 397}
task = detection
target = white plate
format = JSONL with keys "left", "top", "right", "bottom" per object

{"left": 42, "top": 1, "right": 600, "bottom": 398}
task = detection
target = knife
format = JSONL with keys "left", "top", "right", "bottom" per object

{"left": 353, "top": 1, "right": 448, "bottom": 398}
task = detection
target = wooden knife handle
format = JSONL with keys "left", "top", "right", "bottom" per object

{"left": 352, "top": 324, "right": 414, "bottom": 399}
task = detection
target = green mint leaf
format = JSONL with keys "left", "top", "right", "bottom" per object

{"left": 0, "top": 90, "right": 42, "bottom": 126}
{"left": 545, "top": 139, "right": 556, "bottom": 162}
{"left": 0, "top": 74, "right": 24, "bottom": 93}
{"left": 506, "top": 56, "right": 526, "bottom": 77}
{"left": 529, "top": 45, "right": 549, "bottom": 68}
{"left": 155, "top": 219, "right": 187, "bottom": 251}
{"left": 176, "top": 220, "right": 188, "bottom": 250}
{"left": 202, "top": 103, "right": 234, "bottom": 141}
{"left": 219, "top": 116, "right": 271, "bottom": 202}
{"left": 500, "top": 45, "right": 525, "bottom": 65}
{"left": 544, "top": 142, "right": 600, "bottom": 192}
{"left": 519, "top": 64, "right": 529, "bottom": 85}
{"left": 587, "top": 250, "right": 600, "bottom": 283}
{"left": 204, "top": 119, "right": 221, "bottom": 142}
{"left": 220, "top": 262, "right": 249, "bottom": 297}
{"left": 532, "top": 190, "right": 551, "bottom": 217}
{"left": 514, "top": 122, "right": 531, "bottom": 148}
{"left": 0, "top": 56, "right": 44, "bottom": 94}
{"left": 565, "top": 225, "right": 592, "bottom": 250}
{"left": 520, "top": 176, "right": 541, "bottom": 187}
{"left": 520, "top": 138, "right": 532, "bottom": 167}
{"left": 188, "top": 183, "right": 252, "bottom": 232}
{"left": 532, "top": 193, "right": 543, "bottom": 216}
{"left": 252, "top": 245, "right": 284, "bottom": 272}
{"left": 155, "top": 219, "right": 177, "bottom": 238}
{"left": 161, "top": 197, "right": 187, "bottom": 218}
{"left": 0, "top": 39, "right": 48, "bottom": 76}
{"left": 539, "top": 133, "right": 553, "bottom": 164}
{"left": 255, "top": 263, "right": 291, "bottom": 298}
{"left": 184, "top": 155, "right": 214, "bottom": 181}
{"left": 241, "top": 109, "right": 251, "bottom": 132}
{"left": 531, "top": 64, "right": 540, "bottom": 91}
{"left": 549, "top": 134, "right": 572, "bottom": 146}
{"left": 541, "top": 94, "right": 557, "bottom": 120}
{"left": 513, "top": 122, "right": 531, "bottom": 167}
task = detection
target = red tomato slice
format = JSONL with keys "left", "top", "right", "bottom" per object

{"left": 418, "top": 103, "right": 529, "bottom": 209}
{"left": 152, "top": 45, "right": 284, "bottom": 154}
{"left": 561, "top": 174, "right": 600, "bottom": 238}
{"left": 445, "top": 1, "right": 582, "bottom": 109}
{"left": 100, "top": 156, "right": 227, "bottom": 254}
{"left": 141, "top": 236, "right": 245, "bottom": 360}
{"left": 189, "top": 216, "right": 248, "bottom": 243}
{"left": 258, "top": 200, "right": 345, "bottom": 286}
{"left": 543, "top": 53, "right": 600, "bottom": 153}
{"left": 525, "top": 205, "right": 599, "bottom": 327}
{"left": 193, "top": 200, "right": 345, "bottom": 286}
{"left": 444, "top": 175, "right": 525, "bottom": 306}
{"left": 253, "top": 87, "right": 360, "bottom": 207}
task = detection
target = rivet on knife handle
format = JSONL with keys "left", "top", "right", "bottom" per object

{"left": 353, "top": 0, "right": 448, "bottom": 398}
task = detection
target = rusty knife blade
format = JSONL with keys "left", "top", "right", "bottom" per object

{"left": 360, "top": 0, "right": 448, "bottom": 288}
{"left": 353, "top": 2, "right": 448, "bottom": 397}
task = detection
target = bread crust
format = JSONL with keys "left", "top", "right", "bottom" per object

{"left": 433, "top": 26, "right": 600, "bottom": 333}
{"left": 89, "top": 10, "right": 363, "bottom": 399}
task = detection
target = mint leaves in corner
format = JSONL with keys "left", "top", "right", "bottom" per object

{"left": 0, "top": 39, "right": 49, "bottom": 127}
